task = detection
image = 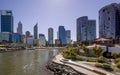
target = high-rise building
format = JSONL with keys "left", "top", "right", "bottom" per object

{"left": 12, "top": 33, "right": 22, "bottom": 43}
{"left": 0, "top": 32, "right": 11, "bottom": 43}
{"left": 66, "top": 30, "right": 71, "bottom": 44}
{"left": 58, "top": 26, "right": 66, "bottom": 45}
{"left": 77, "top": 16, "right": 96, "bottom": 42}
{"left": 39, "top": 34, "right": 46, "bottom": 46}
{"left": 34, "top": 23, "right": 38, "bottom": 39}
{"left": 25, "top": 31, "right": 30, "bottom": 38}
{"left": 0, "top": 10, "right": 13, "bottom": 33}
{"left": 87, "top": 20, "right": 96, "bottom": 41}
{"left": 17, "top": 21, "right": 23, "bottom": 35}
{"left": 48, "top": 27, "right": 53, "bottom": 45}
{"left": 99, "top": 3, "right": 120, "bottom": 38}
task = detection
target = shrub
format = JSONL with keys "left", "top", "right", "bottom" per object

{"left": 97, "top": 56, "right": 108, "bottom": 63}
{"left": 115, "top": 58, "right": 120, "bottom": 64}
{"left": 103, "top": 64, "right": 111, "bottom": 70}
{"left": 62, "top": 48, "right": 83, "bottom": 61}
{"left": 75, "top": 55, "right": 83, "bottom": 61}
{"left": 112, "top": 52, "right": 120, "bottom": 59}
{"left": 81, "top": 45, "right": 89, "bottom": 56}
{"left": 86, "top": 59, "right": 97, "bottom": 62}
{"left": 116, "top": 62, "right": 120, "bottom": 69}
{"left": 95, "top": 63, "right": 102, "bottom": 68}
{"left": 95, "top": 64, "right": 112, "bottom": 71}
{"left": 92, "top": 46, "right": 103, "bottom": 57}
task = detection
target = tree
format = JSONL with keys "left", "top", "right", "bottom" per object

{"left": 92, "top": 46, "right": 103, "bottom": 57}
{"left": 81, "top": 45, "right": 89, "bottom": 57}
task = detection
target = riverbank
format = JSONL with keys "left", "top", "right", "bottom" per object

{"left": 46, "top": 57, "right": 82, "bottom": 75}
{"left": 34, "top": 47, "right": 65, "bottom": 49}
{"left": 47, "top": 54, "right": 115, "bottom": 75}
{"left": 0, "top": 48, "right": 26, "bottom": 52}
{"left": 0, "top": 47, "right": 64, "bottom": 52}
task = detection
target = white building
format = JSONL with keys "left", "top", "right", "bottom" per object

{"left": 26, "top": 37, "right": 34, "bottom": 46}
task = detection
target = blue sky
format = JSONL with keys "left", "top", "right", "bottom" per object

{"left": 0, "top": 0, "right": 119, "bottom": 41}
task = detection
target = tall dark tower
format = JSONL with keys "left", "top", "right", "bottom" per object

{"left": 34, "top": 23, "right": 38, "bottom": 39}
{"left": 48, "top": 27, "right": 54, "bottom": 45}
{"left": 0, "top": 10, "right": 13, "bottom": 33}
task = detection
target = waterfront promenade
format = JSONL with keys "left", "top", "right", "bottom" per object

{"left": 53, "top": 54, "right": 114, "bottom": 75}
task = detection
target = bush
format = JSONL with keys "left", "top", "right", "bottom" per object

{"left": 112, "top": 52, "right": 120, "bottom": 59}
{"left": 75, "top": 55, "right": 83, "bottom": 61}
{"left": 103, "top": 64, "right": 111, "bottom": 70}
{"left": 86, "top": 59, "right": 97, "bottom": 62}
{"left": 95, "top": 63, "right": 102, "bottom": 68}
{"left": 116, "top": 62, "right": 120, "bottom": 69}
{"left": 115, "top": 58, "right": 120, "bottom": 64}
{"left": 97, "top": 56, "right": 108, "bottom": 63}
{"left": 95, "top": 64, "right": 112, "bottom": 71}
{"left": 92, "top": 46, "right": 103, "bottom": 57}
{"left": 62, "top": 48, "right": 83, "bottom": 61}
{"left": 81, "top": 45, "right": 89, "bottom": 56}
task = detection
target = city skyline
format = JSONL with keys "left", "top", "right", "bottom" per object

{"left": 0, "top": 0, "right": 120, "bottom": 41}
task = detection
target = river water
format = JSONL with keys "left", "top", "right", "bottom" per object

{"left": 0, "top": 49, "right": 62, "bottom": 75}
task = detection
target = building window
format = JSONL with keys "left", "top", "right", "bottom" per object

{"left": 103, "top": 9, "right": 105, "bottom": 12}
{"left": 108, "top": 17, "right": 110, "bottom": 20}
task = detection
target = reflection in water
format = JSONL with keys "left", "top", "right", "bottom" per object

{"left": 0, "top": 49, "right": 61, "bottom": 75}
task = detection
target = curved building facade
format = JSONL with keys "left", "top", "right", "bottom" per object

{"left": 99, "top": 3, "right": 120, "bottom": 38}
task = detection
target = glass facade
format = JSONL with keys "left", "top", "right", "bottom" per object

{"left": 34, "top": 24, "right": 38, "bottom": 39}
{"left": 99, "top": 3, "right": 120, "bottom": 38}
{"left": 0, "top": 32, "right": 11, "bottom": 43}
{"left": 0, "top": 10, "right": 13, "bottom": 33}
{"left": 39, "top": 34, "right": 46, "bottom": 46}
{"left": 48, "top": 28, "right": 53, "bottom": 45}
{"left": 1, "top": 15, "right": 13, "bottom": 33}
{"left": 66, "top": 30, "right": 71, "bottom": 44}
{"left": 58, "top": 26, "right": 66, "bottom": 45}
{"left": 77, "top": 16, "right": 96, "bottom": 42}
{"left": 12, "top": 33, "right": 22, "bottom": 43}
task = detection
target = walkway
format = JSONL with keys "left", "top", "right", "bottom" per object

{"left": 52, "top": 54, "right": 114, "bottom": 75}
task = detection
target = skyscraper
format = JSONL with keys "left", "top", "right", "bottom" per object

{"left": 0, "top": 10, "right": 13, "bottom": 33}
{"left": 99, "top": 3, "right": 120, "bottom": 38}
{"left": 66, "top": 30, "right": 71, "bottom": 44}
{"left": 77, "top": 16, "right": 96, "bottom": 42}
{"left": 34, "top": 23, "right": 38, "bottom": 39}
{"left": 87, "top": 20, "right": 96, "bottom": 41}
{"left": 17, "top": 21, "right": 23, "bottom": 35}
{"left": 26, "top": 31, "right": 30, "bottom": 38}
{"left": 48, "top": 27, "right": 53, "bottom": 45}
{"left": 39, "top": 34, "right": 46, "bottom": 46}
{"left": 58, "top": 26, "right": 66, "bottom": 45}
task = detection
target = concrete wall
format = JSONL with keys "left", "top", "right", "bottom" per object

{"left": 88, "top": 46, "right": 120, "bottom": 52}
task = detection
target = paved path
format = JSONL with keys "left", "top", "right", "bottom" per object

{"left": 52, "top": 54, "right": 114, "bottom": 75}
